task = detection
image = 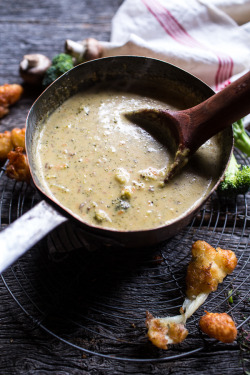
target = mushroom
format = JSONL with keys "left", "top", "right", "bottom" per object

{"left": 19, "top": 54, "right": 52, "bottom": 85}
{"left": 65, "top": 38, "right": 104, "bottom": 63}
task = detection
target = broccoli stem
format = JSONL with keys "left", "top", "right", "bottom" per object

{"left": 226, "top": 153, "right": 239, "bottom": 176}
{"left": 233, "top": 119, "right": 250, "bottom": 156}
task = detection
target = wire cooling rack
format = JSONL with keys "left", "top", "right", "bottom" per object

{"left": 0, "top": 150, "right": 249, "bottom": 362}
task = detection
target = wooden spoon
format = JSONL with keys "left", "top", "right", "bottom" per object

{"left": 127, "top": 70, "right": 250, "bottom": 182}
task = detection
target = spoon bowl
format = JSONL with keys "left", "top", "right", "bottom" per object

{"left": 127, "top": 70, "right": 250, "bottom": 181}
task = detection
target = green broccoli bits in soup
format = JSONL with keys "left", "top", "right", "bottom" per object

{"left": 35, "top": 88, "right": 222, "bottom": 231}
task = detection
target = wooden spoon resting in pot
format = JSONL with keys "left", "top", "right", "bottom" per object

{"left": 126, "top": 70, "right": 250, "bottom": 182}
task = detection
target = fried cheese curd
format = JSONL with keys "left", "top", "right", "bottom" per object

{"left": 146, "top": 241, "right": 237, "bottom": 350}
{"left": 11, "top": 127, "right": 26, "bottom": 150}
{"left": 0, "top": 128, "right": 26, "bottom": 161}
{"left": 146, "top": 312, "right": 188, "bottom": 350}
{"left": 199, "top": 311, "right": 237, "bottom": 343}
{"left": 0, "top": 131, "right": 13, "bottom": 160}
{"left": 6, "top": 147, "right": 31, "bottom": 182}
{"left": 0, "top": 84, "right": 23, "bottom": 119}
{"left": 186, "top": 240, "right": 238, "bottom": 299}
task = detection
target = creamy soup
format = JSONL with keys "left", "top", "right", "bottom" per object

{"left": 35, "top": 88, "right": 221, "bottom": 231}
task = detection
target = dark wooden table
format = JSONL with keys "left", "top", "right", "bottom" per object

{"left": 0, "top": 1, "right": 249, "bottom": 374}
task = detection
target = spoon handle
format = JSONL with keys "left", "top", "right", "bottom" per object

{"left": 179, "top": 70, "right": 250, "bottom": 153}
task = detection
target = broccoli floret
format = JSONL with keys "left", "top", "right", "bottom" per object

{"left": 218, "top": 153, "right": 250, "bottom": 197}
{"left": 233, "top": 119, "right": 250, "bottom": 157}
{"left": 112, "top": 198, "right": 130, "bottom": 211}
{"left": 42, "top": 66, "right": 58, "bottom": 88}
{"left": 51, "top": 53, "right": 74, "bottom": 73}
{"left": 42, "top": 53, "right": 74, "bottom": 88}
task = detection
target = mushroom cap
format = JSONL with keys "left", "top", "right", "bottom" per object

{"left": 19, "top": 54, "right": 52, "bottom": 85}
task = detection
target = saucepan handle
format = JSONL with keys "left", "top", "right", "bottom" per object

{"left": 0, "top": 200, "right": 67, "bottom": 273}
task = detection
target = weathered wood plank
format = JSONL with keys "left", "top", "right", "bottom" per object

{"left": 0, "top": 0, "right": 249, "bottom": 373}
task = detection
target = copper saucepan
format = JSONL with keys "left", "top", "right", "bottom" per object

{"left": 0, "top": 56, "right": 233, "bottom": 272}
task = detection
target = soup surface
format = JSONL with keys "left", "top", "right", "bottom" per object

{"left": 35, "top": 88, "right": 222, "bottom": 231}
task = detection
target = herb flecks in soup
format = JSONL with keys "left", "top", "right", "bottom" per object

{"left": 35, "top": 89, "right": 220, "bottom": 231}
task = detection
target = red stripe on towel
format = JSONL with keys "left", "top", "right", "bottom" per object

{"left": 141, "top": 0, "right": 233, "bottom": 90}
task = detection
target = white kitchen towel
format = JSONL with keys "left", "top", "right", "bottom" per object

{"left": 79, "top": 0, "right": 250, "bottom": 92}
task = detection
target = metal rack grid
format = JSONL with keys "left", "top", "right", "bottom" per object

{"left": 0, "top": 150, "right": 249, "bottom": 362}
